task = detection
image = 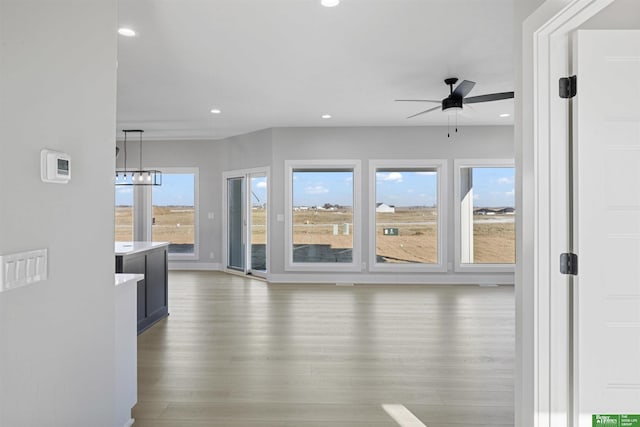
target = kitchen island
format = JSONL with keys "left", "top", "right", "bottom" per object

{"left": 115, "top": 241, "right": 169, "bottom": 334}
{"left": 115, "top": 273, "right": 142, "bottom": 427}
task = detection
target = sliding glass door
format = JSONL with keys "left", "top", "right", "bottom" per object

{"left": 249, "top": 173, "right": 267, "bottom": 274}
{"left": 225, "top": 168, "right": 269, "bottom": 277}
{"left": 227, "top": 177, "right": 245, "bottom": 271}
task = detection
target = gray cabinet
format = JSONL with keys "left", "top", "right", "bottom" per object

{"left": 116, "top": 245, "right": 168, "bottom": 334}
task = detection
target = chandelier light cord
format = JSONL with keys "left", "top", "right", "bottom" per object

{"left": 123, "top": 131, "right": 128, "bottom": 176}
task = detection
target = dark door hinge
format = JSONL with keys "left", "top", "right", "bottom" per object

{"left": 559, "top": 75, "right": 577, "bottom": 99}
{"left": 560, "top": 252, "right": 578, "bottom": 275}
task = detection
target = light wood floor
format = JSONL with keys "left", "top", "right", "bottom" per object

{"left": 133, "top": 271, "right": 514, "bottom": 426}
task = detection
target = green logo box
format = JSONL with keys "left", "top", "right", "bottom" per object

{"left": 593, "top": 415, "right": 640, "bottom": 427}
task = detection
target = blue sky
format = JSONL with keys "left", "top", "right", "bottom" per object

{"left": 293, "top": 171, "right": 353, "bottom": 206}
{"left": 292, "top": 167, "right": 515, "bottom": 208}
{"left": 376, "top": 170, "right": 438, "bottom": 207}
{"left": 251, "top": 176, "right": 267, "bottom": 206}
{"left": 472, "top": 167, "right": 515, "bottom": 207}
{"left": 116, "top": 168, "right": 514, "bottom": 208}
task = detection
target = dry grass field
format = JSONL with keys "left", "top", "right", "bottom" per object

{"left": 293, "top": 207, "right": 514, "bottom": 264}
{"left": 115, "top": 206, "right": 195, "bottom": 244}
{"left": 116, "top": 206, "right": 515, "bottom": 264}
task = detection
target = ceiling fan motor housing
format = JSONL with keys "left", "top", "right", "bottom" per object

{"left": 442, "top": 95, "right": 463, "bottom": 111}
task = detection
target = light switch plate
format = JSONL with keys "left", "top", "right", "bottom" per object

{"left": 0, "top": 249, "right": 48, "bottom": 292}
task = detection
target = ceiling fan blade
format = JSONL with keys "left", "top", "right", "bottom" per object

{"left": 453, "top": 80, "right": 476, "bottom": 98}
{"left": 463, "top": 91, "right": 514, "bottom": 104}
{"left": 406, "top": 105, "right": 441, "bottom": 119}
{"left": 395, "top": 99, "right": 441, "bottom": 103}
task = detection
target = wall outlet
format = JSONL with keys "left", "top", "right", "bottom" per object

{"left": 276, "top": 214, "right": 285, "bottom": 222}
{"left": 361, "top": 261, "right": 367, "bottom": 271}
{"left": 208, "top": 212, "right": 215, "bottom": 220}
{"left": 209, "top": 252, "right": 215, "bottom": 259}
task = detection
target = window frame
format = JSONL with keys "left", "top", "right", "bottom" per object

{"left": 148, "top": 166, "right": 200, "bottom": 261}
{"left": 368, "top": 159, "right": 447, "bottom": 273}
{"left": 221, "top": 166, "right": 271, "bottom": 276}
{"left": 285, "top": 159, "right": 362, "bottom": 272}
{"left": 453, "top": 159, "right": 515, "bottom": 272}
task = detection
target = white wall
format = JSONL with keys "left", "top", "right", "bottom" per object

{"left": 138, "top": 125, "right": 515, "bottom": 283}
{"left": 269, "top": 126, "right": 514, "bottom": 283}
{"left": 0, "top": 0, "right": 117, "bottom": 425}
{"left": 116, "top": 139, "right": 224, "bottom": 268}
{"left": 116, "top": 129, "right": 274, "bottom": 269}
{"left": 581, "top": 0, "right": 640, "bottom": 28}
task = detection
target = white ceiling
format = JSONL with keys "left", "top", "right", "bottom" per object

{"left": 116, "top": 0, "right": 514, "bottom": 140}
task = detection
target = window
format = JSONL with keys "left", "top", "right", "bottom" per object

{"left": 370, "top": 160, "right": 447, "bottom": 272}
{"left": 114, "top": 186, "right": 133, "bottom": 241}
{"left": 285, "top": 160, "right": 361, "bottom": 271}
{"left": 455, "top": 160, "right": 515, "bottom": 270}
{"left": 152, "top": 170, "right": 198, "bottom": 258}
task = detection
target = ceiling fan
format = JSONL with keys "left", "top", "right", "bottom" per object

{"left": 396, "top": 77, "right": 514, "bottom": 119}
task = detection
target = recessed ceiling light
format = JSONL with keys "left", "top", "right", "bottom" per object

{"left": 118, "top": 28, "right": 136, "bottom": 37}
{"left": 499, "top": 113, "right": 511, "bottom": 118}
{"left": 210, "top": 109, "right": 222, "bottom": 114}
{"left": 321, "top": 114, "right": 332, "bottom": 119}
{"left": 321, "top": 0, "right": 340, "bottom": 7}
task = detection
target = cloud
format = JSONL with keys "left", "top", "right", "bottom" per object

{"left": 497, "top": 177, "right": 513, "bottom": 184}
{"left": 116, "top": 188, "right": 133, "bottom": 194}
{"left": 378, "top": 172, "right": 403, "bottom": 182}
{"left": 474, "top": 194, "right": 481, "bottom": 200}
{"left": 305, "top": 185, "right": 329, "bottom": 195}
{"left": 505, "top": 189, "right": 515, "bottom": 196}
{"left": 407, "top": 189, "right": 414, "bottom": 193}
{"left": 416, "top": 171, "right": 436, "bottom": 176}
{"left": 256, "top": 181, "right": 267, "bottom": 189}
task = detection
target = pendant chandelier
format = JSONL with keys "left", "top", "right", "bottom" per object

{"left": 115, "top": 129, "right": 162, "bottom": 186}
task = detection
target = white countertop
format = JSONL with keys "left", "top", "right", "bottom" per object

{"left": 115, "top": 241, "right": 170, "bottom": 256}
{"left": 115, "top": 273, "right": 144, "bottom": 287}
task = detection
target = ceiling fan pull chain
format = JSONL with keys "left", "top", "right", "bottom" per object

{"left": 447, "top": 115, "right": 450, "bottom": 138}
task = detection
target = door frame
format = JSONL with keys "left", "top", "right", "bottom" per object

{"left": 221, "top": 167, "right": 271, "bottom": 278}
{"left": 520, "top": 1, "right": 616, "bottom": 426}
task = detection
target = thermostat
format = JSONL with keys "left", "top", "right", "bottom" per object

{"left": 41, "top": 149, "right": 71, "bottom": 184}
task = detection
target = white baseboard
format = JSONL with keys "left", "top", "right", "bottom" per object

{"left": 169, "top": 262, "right": 221, "bottom": 271}
{"left": 266, "top": 272, "right": 514, "bottom": 285}
{"left": 165, "top": 265, "right": 514, "bottom": 285}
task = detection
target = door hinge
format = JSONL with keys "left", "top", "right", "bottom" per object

{"left": 560, "top": 252, "right": 578, "bottom": 275}
{"left": 559, "top": 75, "right": 577, "bottom": 99}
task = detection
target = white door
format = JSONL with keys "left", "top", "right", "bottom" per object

{"left": 574, "top": 30, "right": 640, "bottom": 425}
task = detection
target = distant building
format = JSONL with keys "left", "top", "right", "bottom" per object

{"left": 376, "top": 203, "right": 395, "bottom": 213}
{"left": 496, "top": 207, "right": 515, "bottom": 215}
{"left": 474, "top": 207, "right": 515, "bottom": 215}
